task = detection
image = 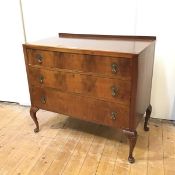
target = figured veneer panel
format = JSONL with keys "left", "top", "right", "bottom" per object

{"left": 28, "top": 67, "right": 131, "bottom": 105}
{"left": 27, "top": 49, "right": 132, "bottom": 80}
{"left": 31, "top": 87, "right": 129, "bottom": 129}
{"left": 54, "top": 52, "right": 132, "bottom": 79}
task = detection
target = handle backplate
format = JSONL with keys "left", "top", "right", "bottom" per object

{"left": 111, "top": 63, "right": 118, "bottom": 73}
{"left": 35, "top": 54, "right": 43, "bottom": 64}
{"left": 111, "top": 86, "right": 118, "bottom": 97}
{"left": 111, "top": 111, "right": 117, "bottom": 120}
{"left": 38, "top": 75, "right": 44, "bottom": 84}
{"left": 40, "top": 96, "right": 46, "bottom": 104}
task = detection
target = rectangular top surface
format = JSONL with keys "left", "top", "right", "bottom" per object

{"left": 25, "top": 33, "right": 156, "bottom": 57}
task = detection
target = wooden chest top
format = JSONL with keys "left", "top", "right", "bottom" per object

{"left": 26, "top": 33, "right": 156, "bottom": 58}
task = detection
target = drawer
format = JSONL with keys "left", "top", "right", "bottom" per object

{"left": 29, "top": 67, "right": 131, "bottom": 105}
{"left": 27, "top": 49, "right": 132, "bottom": 80}
{"left": 31, "top": 87, "right": 129, "bottom": 129}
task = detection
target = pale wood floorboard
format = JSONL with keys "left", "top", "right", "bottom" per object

{"left": 0, "top": 102, "right": 174, "bottom": 175}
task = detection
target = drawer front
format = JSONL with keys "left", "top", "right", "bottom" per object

{"left": 29, "top": 67, "right": 131, "bottom": 105}
{"left": 31, "top": 87, "right": 129, "bottom": 129}
{"left": 27, "top": 49, "right": 131, "bottom": 80}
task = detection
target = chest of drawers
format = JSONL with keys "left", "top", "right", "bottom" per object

{"left": 23, "top": 33, "right": 156, "bottom": 163}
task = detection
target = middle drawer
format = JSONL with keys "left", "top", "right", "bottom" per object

{"left": 28, "top": 67, "right": 131, "bottom": 105}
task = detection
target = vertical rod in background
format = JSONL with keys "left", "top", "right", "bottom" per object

{"left": 134, "top": 0, "right": 138, "bottom": 35}
{"left": 19, "top": 0, "right": 27, "bottom": 43}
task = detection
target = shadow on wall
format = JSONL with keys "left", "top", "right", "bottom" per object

{"left": 151, "top": 55, "right": 170, "bottom": 119}
{"left": 170, "top": 96, "right": 175, "bottom": 120}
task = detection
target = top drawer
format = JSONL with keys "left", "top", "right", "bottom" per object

{"left": 27, "top": 49, "right": 132, "bottom": 79}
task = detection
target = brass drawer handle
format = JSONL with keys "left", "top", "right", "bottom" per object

{"left": 111, "top": 112, "right": 117, "bottom": 120}
{"left": 111, "top": 63, "right": 118, "bottom": 73}
{"left": 111, "top": 86, "right": 118, "bottom": 97}
{"left": 40, "top": 96, "right": 46, "bottom": 104}
{"left": 35, "top": 54, "right": 43, "bottom": 64}
{"left": 38, "top": 75, "right": 44, "bottom": 84}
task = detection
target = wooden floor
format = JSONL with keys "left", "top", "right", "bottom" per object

{"left": 0, "top": 103, "right": 175, "bottom": 175}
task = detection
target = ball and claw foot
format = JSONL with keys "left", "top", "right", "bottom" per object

{"left": 144, "top": 125, "right": 149, "bottom": 131}
{"left": 123, "top": 130, "right": 137, "bottom": 164}
{"left": 128, "top": 156, "right": 135, "bottom": 163}
{"left": 30, "top": 106, "right": 40, "bottom": 133}
{"left": 34, "top": 127, "right": 39, "bottom": 133}
{"left": 144, "top": 104, "right": 152, "bottom": 132}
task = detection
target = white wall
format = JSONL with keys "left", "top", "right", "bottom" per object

{"left": 22, "top": 0, "right": 137, "bottom": 41}
{"left": 0, "top": 0, "right": 174, "bottom": 120}
{"left": 136, "top": 0, "right": 175, "bottom": 120}
{"left": 0, "top": 0, "right": 30, "bottom": 105}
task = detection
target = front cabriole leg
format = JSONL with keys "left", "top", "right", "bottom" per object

{"left": 30, "top": 106, "right": 39, "bottom": 133}
{"left": 144, "top": 104, "right": 152, "bottom": 131}
{"left": 123, "top": 129, "right": 138, "bottom": 163}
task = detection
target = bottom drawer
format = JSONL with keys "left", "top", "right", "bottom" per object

{"left": 31, "top": 87, "right": 129, "bottom": 129}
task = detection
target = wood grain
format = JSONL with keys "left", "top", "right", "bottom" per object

{"left": 24, "top": 33, "right": 156, "bottom": 57}
{"left": 135, "top": 42, "right": 156, "bottom": 128}
{"left": 59, "top": 33, "right": 156, "bottom": 41}
{"left": 0, "top": 103, "right": 174, "bottom": 175}
{"left": 28, "top": 67, "right": 131, "bottom": 105}
{"left": 27, "top": 49, "right": 132, "bottom": 79}
{"left": 31, "top": 87, "right": 130, "bottom": 129}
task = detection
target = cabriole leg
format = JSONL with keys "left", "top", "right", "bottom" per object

{"left": 123, "top": 130, "right": 138, "bottom": 163}
{"left": 30, "top": 106, "right": 39, "bottom": 133}
{"left": 144, "top": 104, "right": 152, "bottom": 131}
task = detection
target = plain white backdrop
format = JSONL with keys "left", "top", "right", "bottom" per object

{"left": 0, "top": 1, "right": 29, "bottom": 105}
{"left": 0, "top": 0, "right": 174, "bottom": 120}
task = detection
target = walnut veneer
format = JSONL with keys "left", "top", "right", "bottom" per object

{"left": 23, "top": 33, "right": 156, "bottom": 163}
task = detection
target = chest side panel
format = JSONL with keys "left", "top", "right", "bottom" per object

{"left": 135, "top": 42, "right": 156, "bottom": 127}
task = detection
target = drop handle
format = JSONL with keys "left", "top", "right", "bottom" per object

{"left": 111, "top": 63, "right": 118, "bottom": 73}
{"left": 111, "top": 86, "right": 118, "bottom": 97}
{"left": 40, "top": 96, "right": 46, "bottom": 104}
{"left": 38, "top": 75, "right": 44, "bottom": 84}
{"left": 111, "top": 112, "right": 117, "bottom": 120}
{"left": 35, "top": 54, "right": 43, "bottom": 64}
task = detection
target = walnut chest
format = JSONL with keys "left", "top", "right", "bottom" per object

{"left": 23, "top": 33, "right": 156, "bottom": 163}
